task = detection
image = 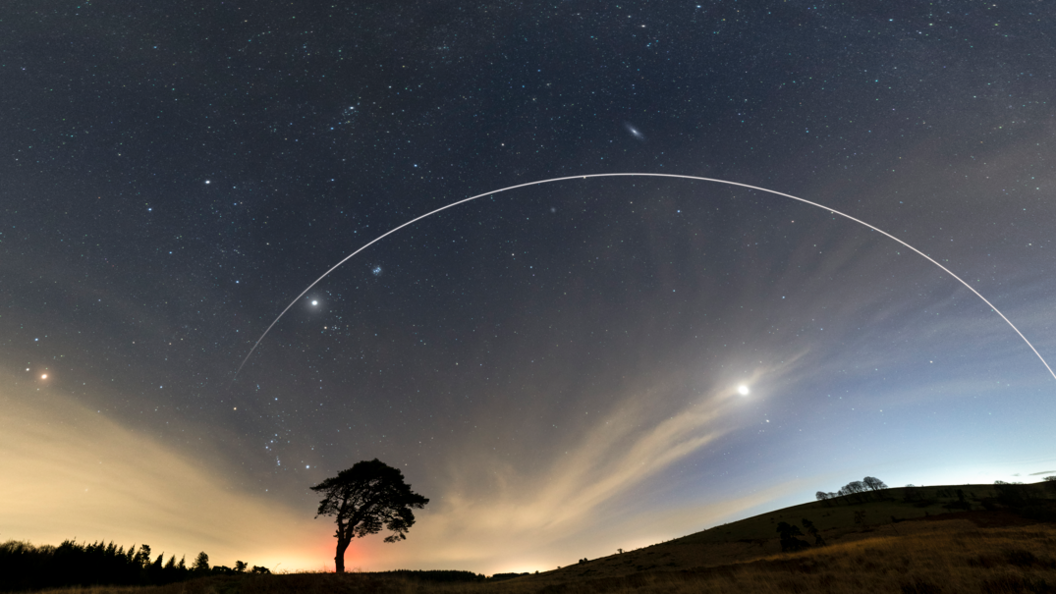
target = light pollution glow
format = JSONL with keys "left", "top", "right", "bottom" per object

{"left": 4, "top": 368, "right": 788, "bottom": 573}
{"left": 5, "top": 345, "right": 1053, "bottom": 575}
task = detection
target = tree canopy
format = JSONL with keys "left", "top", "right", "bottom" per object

{"left": 0, "top": 540, "right": 251, "bottom": 591}
{"left": 311, "top": 459, "right": 429, "bottom": 573}
{"left": 817, "top": 476, "right": 888, "bottom": 505}
{"left": 863, "top": 476, "right": 888, "bottom": 491}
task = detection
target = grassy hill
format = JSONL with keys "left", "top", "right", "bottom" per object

{"left": 23, "top": 482, "right": 1056, "bottom": 593}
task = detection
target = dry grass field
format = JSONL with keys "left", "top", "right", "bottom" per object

{"left": 23, "top": 484, "right": 1056, "bottom": 593}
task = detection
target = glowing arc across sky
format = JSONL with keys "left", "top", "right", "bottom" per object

{"left": 234, "top": 173, "right": 1056, "bottom": 383}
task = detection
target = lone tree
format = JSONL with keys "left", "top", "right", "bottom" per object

{"left": 192, "top": 551, "right": 209, "bottom": 574}
{"left": 815, "top": 491, "right": 831, "bottom": 507}
{"left": 863, "top": 476, "right": 888, "bottom": 491}
{"left": 311, "top": 458, "right": 429, "bottom": 573}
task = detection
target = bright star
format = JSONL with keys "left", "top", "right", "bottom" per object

{"left": 737, "top": 385, "right": 750, "bottom": 396}
{"left": 311, "top": 300, "right": 318, "bottom": 306}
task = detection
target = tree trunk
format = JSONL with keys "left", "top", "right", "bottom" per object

{"left": 334, "top": 538, "right": 350, "bottom": 573}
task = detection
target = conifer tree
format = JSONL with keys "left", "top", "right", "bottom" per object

{"left": 193, "top": 551, "right": 210, "bottom": 573}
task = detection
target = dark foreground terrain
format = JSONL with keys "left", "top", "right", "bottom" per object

{"left": 21, "top": 484, "right": 1056, "bottom": 593}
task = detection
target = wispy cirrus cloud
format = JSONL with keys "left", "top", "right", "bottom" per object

{"left": 357, "top": 363, "right": 798, "bottom": 573}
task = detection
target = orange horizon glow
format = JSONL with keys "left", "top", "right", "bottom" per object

{"left": 9, "top": 365, "right": 1045, "bottom": 577}
{"left": 1, "top": 368, "right": 771, "bottom": 575}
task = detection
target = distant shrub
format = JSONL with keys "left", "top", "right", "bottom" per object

{"left": 776, "top": 522, "right": 810, "bottom": 552}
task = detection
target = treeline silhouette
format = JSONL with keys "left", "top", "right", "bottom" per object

{"left": 815, "top": 476, "right": 889, "bottom": 505}
{"left": 0, "top": 539, "right": 269, "bottom": 592}
{"left": 371, "top": 570, "right": 533, "bottom": 583}
{"left": 377, "top": 569, "right": 485, "bottom": 583}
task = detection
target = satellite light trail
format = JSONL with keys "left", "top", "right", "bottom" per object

{"left": 232, "top": 173, "right": 1056, "bottom": 384}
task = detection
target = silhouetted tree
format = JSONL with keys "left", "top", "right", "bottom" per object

{"left": 801, "top": 518, "right": 825, "bottom": 547}
{"left": 134, "top": 545, "right": 151, "bottom": 569}
{"left": 159, "top": 555, "right": 179, "bottom": 585}
{"left": 192, "top": 551, "right": 210, "bottom": 573}
{"left": 235, "top": 560, "right": 247, "bottom": 573}
{"left": 815, "top": 492, "right": 830, "bottom": 506}
{"left": 251, "top": 565, "right": 271, "bottom": 574}
{"left": 776, "top": 522, "right": 810, "bottom": 552}
{"left": 838, "top": 480, "right": 871, "bottom": 503}
{"left": 148, "top": 553, "right": 164, "bottom": 584}
{"left": 863, "top": 476, "right": 887, "bottom": 491}
{"left": 126, "top": 544, "right": 137, "bottom": 565}
{"left": 1044, "top": 476, "right": 1056, "bottom": 494}
{"left": 845, "top": 481, "right": 866, "bottom": 494}
{"left": 311, "top": 458, "right": 429, "bottom": 573}
{"left": 0, "top": 539, "right": 206, "bottom": 591}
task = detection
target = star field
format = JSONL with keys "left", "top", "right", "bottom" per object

{"left": 2, "top": 0, "right": 1055, "bottom": 574}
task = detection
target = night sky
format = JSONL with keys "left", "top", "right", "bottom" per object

{"left": 3, "top": 1, "right": 1055, "bottom": 575}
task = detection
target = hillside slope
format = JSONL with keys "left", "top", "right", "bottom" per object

{"left": 542, "top": 482, "right": 1056, "bottom": 581}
